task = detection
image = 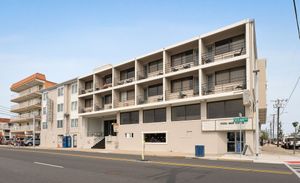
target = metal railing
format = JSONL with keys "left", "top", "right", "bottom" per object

{"left": 11, "top": 99, "right": 41, "bottom": 111}
{"left": 137, "top": 69, "right": 164, "bottom": 80}
{"left": 166, "top": 53, "right": 199, "bottom": 73}
{"left": 137, "top": 95, "right": 164, "bottom": 104}
{"left": 10, "top": 125, "right": 41, "bottom": 132}
{"left": 94, "top": 82, "right": 113, "bottom": 91}
{"left": 202, "top": 76, "right": 246, "bottom": 95}
{"left": 11, "top": 113, "right": 41, "bottom": 121}
{"left": 79, "top": 107, "right": 93, "bottom": 113}
{"left": 165, "top": 86, "right": 199, "bottom": 100}
{"left": 202, "top": 40, "right": 246, "bottom": 64}
{"left": 87, "top": 131, "right": 103, "bottom": 137}
{"left": 11, "top": 86, "right": 41, "bottom": 100}
{"left": 94, "top": 103, "right": 112, "bottom": 111}
{"left": 79, "top": 87, "right": 94, "bottom": 95}
{"left": 115, "top": 77, "right": 135, "bottom": 86}
{"left": 114, "top": 99, "right": 135, "bottom": 108}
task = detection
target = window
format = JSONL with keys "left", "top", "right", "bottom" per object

{"left": 215, "top": 34, "right": 245, "bottom": 55}
{"left": 85, "top": 99, "right": 92, "bottom": 108}
{"left": 120, "top": 67, "right": 135, "bottom": 80}
{"left": 42, "top": 122, "right": 48, "bottom": 129}
{"left": 42, "top": 93, "right": 48, "bottom": 101}
{"left": 171, "top": 77, "right": 193, "bottom": 92}
{"left": 57, "top": 103, "right": 64, "bottom": 112}
{"left": 125, "top": 133, "right": 134, "bottom": 138}
{"left": 104, "top": 74, "right": 112, "bottom": 84}
{"left": 171, "top": 104, "right": 201, "bottom": 121}
{"left": 71, "top": 101, "right": 77, "bottom": 111}
{"left": 42, "top": 107, "right": 46, "bottom": 115}
{"left": 85, "top": 80, "right": 93, "bottom": 90}
{"left": 120, "top": 111, "right": 139, "bottom": 125}
{"left": 143, "top": 108, "right": 166, "bottom": 123}
{"left": 215, "top": 67, "right": 246, "bottom": 85}
{"left": 148, "top": 84, "right": 163, "bottom": 97}
{"left": 57, "top": 87, "right": 64, "bottom": 97}
{"left": 207, "top": 99, "right": 245, "bottom": 119}
{"left": 171, "top": 50, "right": 194, "bottom": 67}
{"left": 144, "top": 133, "right": 166, "bottom": 143}
{"left": 120, "top": 90, "right": 134, "bottom": 101}
{"left": 57, "top": 120, "right": 63, "bottom": 128}
{"left": 71, "top": 118, "right": 78, "bottom": 127}
{"left": 71, "top": 83, "right": 78, "bottom": 94}
{"left": 104, "top": 95, "right": 112, "bottom": 104}
{"left": 148, "top": 59, "right": 163, "bottom": 73}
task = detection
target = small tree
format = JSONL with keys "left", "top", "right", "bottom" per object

{"left": 260, "top": 130, "right": 269, "bottom": 141}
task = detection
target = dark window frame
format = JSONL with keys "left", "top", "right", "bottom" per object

{"left": 215, "top": 66, "right": 246, "bottom": 85}
{"left": 207, "top": 99, "right": 245, "bottom": 119}
{"left": 148, "top": 59, "right": 163, "bottom": 73}
{"left": 144, "top": 133, "right": 167, "bottom": 143}
{"left": 171, "top": 104, "right": 201, "bottom": 121}
{"left": 171, "top": 76, "right": 193, "bottom": 93}
{"left": 104, "top": 74, "right": 112, "bottom": 84}
{"left": 171, "top": 49, "right": 194, "bottom": 67}
{"left": 120, "top": 67, "right": 135, "bottom": 80}
{"left": 104, "top": 94, "right": 112, "bottom": 104}
{"left": 143, "top": 108, "right": 166, "bottom": 123}
{"left": 148, "top": 84, "right": 163, "bottom": 97}
{"left": 120, "top": 111, "right": 139, "bottom": 125}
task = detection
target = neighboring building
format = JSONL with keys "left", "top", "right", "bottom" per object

{"left": 0, "top": 118, "right": 10, "bottom": 140}
{"left": 40, "top": 78, "right": 79, "bottom": 148}
{"left": 10, "top": 73, "right": 56, "bottom": 138}
{"left": 73, "top": 19, "right": 267, "bottom": 155}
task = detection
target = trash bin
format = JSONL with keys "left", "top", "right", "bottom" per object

{"left": 67, "top": 136, "right": 72, "bottom": 148}
{"left": 195, "top": 145, "right": 205, "bottom": 157}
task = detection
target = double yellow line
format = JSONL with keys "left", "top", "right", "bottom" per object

{"left": 0, "top": 147, "right": 293, "bottom": 175}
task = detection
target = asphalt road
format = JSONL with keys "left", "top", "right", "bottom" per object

{"left": 0, "top": 147, "right": 298, "bottom": 183}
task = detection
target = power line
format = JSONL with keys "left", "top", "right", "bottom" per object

{"left": 281, "top": 75, "right": 300, "bottom": 114}
{"left": 293, "top": 0, "right": 300, "bottom": 39}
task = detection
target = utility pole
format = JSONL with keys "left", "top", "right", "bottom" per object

{"left": 272, "top": 114, "right": 276, "bottom": 141}
{"left": 33, "top": 115, "right": 35, "bottom": 149}
{"left": 253, "top": 69, "right": 260, "bottom": 157}
{"left": 272, "top": 99, "right": 287, "bottom": 147}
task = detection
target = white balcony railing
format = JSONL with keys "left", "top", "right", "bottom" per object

{"left": 11, "top": 99, "right": 41, "bottom": 111}
{"left": 11, "top": 86, "right": 41, "bottom": 100}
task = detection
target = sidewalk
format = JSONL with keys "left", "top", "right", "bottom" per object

{"left": 2, "top": 144, "right": 300, "bottom": 164}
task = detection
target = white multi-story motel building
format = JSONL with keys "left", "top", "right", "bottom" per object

{"left": 40, "top": 19, "right": 267, "bottom": 155}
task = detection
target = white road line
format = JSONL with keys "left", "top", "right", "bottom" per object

{"left": 285, "top": 163, "right": 300, "bottom": 179}
{"left": 34, "top": 162, "right": 64, "bottom": 168}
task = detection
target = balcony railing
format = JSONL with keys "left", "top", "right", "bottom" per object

{"left": 137, "top": 69, "right": 164, "bottom": 80}
{"left": 79, "top": 87, "right": 94, "bottom": 95}
{"left": 11, "top": 125, "right": 41, "bottom": 132}
{"left": 11, "top": 99, "right": 41, "bottom": 111}
{"left": 137, "top": 95, "right": 164, "bottom": 105}
{"left": 114, "top": 99, "right": 135, "bottom": 108}
{"left": 202, "top": 76, "right": 246, "bottom": 95}
{"left": 11, "top": 86, "right": 41, "bottom": 100}
{"left": 202, "top": 41, "right": 246, "bottom": 64}
{"left": 166, "top": 54, "right": 199, "bottom": 73}
{"left": 11, "top": 113, "right": 41, "bottom": 122}
{"left": 95, "top": 83, "right": 113, "bottom": 91}
{"left": 115, "top": 77, "right": 135, "bottom": 86}
{"left": 165, "top": 86, "right": 199, "bottom": 100}
{"left": 79, "top": 106, "right": 93, "bottom": 113}
{"left": 94, "top": 103, "right": 112, "bottom": 111}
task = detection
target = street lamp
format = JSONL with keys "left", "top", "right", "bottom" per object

{"left": 292, "top": 121, "right": 299, "bottom": 155}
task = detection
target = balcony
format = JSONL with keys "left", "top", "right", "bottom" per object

{"left": 165, "top": 86, "right": 199, "bottom": 101}
{"left": 94, "top": 92, "right": 113, "bottom": 111}
{"left": 137, "top": 69, "right": 163, "bottom": 80}
{"left": 79, "top": 75, "right": 94, "bottom": 95}
{"left": 115, "top": 99, "right": 134, "bottom": 108}
{"left": 80, "top": 106, "right": 93, "bottom": 113}
{"left": 166, "top": 50, "right": 199, "bottom": 73}
{"left": 202, "top": 40, "right": 246, "bottom": 64}
{"left": 10, "top": 113, "right": 41, "bottom": 123}
{"left": 137, "top": 95, "right": 163, "bottom": 105}
{"left": 202, "top": 76, "right": 246, "bottom": 95}
{"left": 11, "top": 86, "right": 41, "bottom": 103}
{"left": 201, "top": 118, "right": 253, "bottom": 131}
{"left": 10, "top": 125, "right": 41, "bottom": 132}
{"left": 11, "top": 99, "right": 41, "bottom": 113}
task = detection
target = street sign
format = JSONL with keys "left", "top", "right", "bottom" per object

{"left": 233, "top": 117, "right": 248, "bottom": 123}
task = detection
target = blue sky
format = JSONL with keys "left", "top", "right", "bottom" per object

{"left": 0, "top": 0, "right": 299, "bottom": 134}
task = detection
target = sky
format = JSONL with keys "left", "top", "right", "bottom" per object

{"left": 0, "top": 0, "right": 299, "bottom": 134}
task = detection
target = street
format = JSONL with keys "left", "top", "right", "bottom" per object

{"left": 0, "top": 147, "right": 298, "bottom": 183}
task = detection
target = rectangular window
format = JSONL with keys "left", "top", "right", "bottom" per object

{"left": 171, "top": 77, "right": 193, "bottom": 92}
{"left": 120, "top": 111, "right": 139, "bottom": 125}
{"left": 71, "top": 83, "right": 78, "bottom": 94}
{"left": 125, "top": 133, "right": 134, "bottom": 138}
{"left": 148, "top": 84, "right": 163, "bottom": 97}
{"left": 215, "top": 67, "right": 246, "bottom": 85}
{"left": 119, "top": 90, "right": 134, "bottom": 101}
{"left": 85, "top": 81, "right": 93, "bottom": 90}
{"left": 104, "top": 95, "right": 112, "bottom": 104}
{"left": 171, "top": 104, "right": 200, "bottom": 121}
{"left": 171, "top": 50, "right": 193, "bottom": 67}
{"left": 57, "top": 120, "right": 63, "bottom": 128}
{"left": 42, "top": 122, "right": 48, "bottom": 129}
{"left": 120, "top": 67, "right": 135, "bottom": 80}
{"left": 143, "top": 108, "right": 166, "bottom": 123}
{"left": 57, "top": 87, "right": 64, "bottom": 97}
{"left": 71, "top": 101, "right": 77, "bottom": 111}
{"left": 144, "top": 133, "right": 166, "bottom": 143}
{"left": 71, "top": 118, "right": 78, "bottom": 127}
{"left": 104, "top": 74, "right": 112, "bottom": 84}
{"left": 148, "top": 59, "right": 163, "bottom": 73}
{"left": 42, "top": 107, "right": 46, "bottom": 115}
{"left": 207, "top": 99, "right": 245, "bottom": 119}
{"left": 85, "top": 99, "right": 92, "bottom": 108}
{"left": 57, "top": 103, "right": 64, "bottom": 112}
{"left": 42, "top": 93, "right": 48, "bottom": 101}
{"left": 215, "top": 34, "right": 245, "bottom": 55}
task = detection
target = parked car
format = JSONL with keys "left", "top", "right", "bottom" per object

{"left": 23, "top": 137, "right": 40, "bottom": 146}
{"left": 282, "top": 136, "right": 300, "bottom": 149}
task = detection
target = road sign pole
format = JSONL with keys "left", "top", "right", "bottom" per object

{"left": 239, "top": 113, "right": 242, "bottom": 157}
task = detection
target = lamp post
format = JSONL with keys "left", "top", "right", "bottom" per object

{"left": 292, "top": 121, "right": 299, "bottom": 155}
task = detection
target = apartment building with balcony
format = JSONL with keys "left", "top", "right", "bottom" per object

{"left": 0, "top": 118, "right": 10, "bottom": 140}
{"left": 10, "top": 73, "right": 56, "bottom": 138}
{"left": 73, "top": 19, "right": 267, "bottom": 155}
{"left": 40, "top": 78, "right": 79, "bottom": 148}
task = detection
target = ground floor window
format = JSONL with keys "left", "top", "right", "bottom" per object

{"left": 227, "top": 131, "right": 245, "bottom": 153}
{"left": 120, "top": 111, "right": 139, "bottom": 125}
{"left": 144, "top": 133, "right": 166, "bottom": 143}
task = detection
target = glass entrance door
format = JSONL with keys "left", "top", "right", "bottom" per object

{"left": 227, "top": 131, "right": 245, "bottom": 153}
{"left": 104, "top": 120, "right": 116, "bottom": 136}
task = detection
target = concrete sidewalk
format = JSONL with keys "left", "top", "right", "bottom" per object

{"left": 2, "top": 144, "right": 300, "bottom": 164}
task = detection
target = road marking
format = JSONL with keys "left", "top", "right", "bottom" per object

{"left": 34, "top": 162, "right": 64, "bottom": 168}
{"left": 285, "top": 161, "right": 300, "bottom": 179}
{"left": 0, "top": 147, "right": 293, "bottom": 175}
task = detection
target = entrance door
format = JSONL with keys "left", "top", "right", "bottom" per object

{"left": 227, "top": 131, "right": 245, "bottom": 153}
{"left": 104, "top": 120, "right": 116, "bottom": 136}
{"left": 73, "top": 134, "right": 77, "bottom": 148}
